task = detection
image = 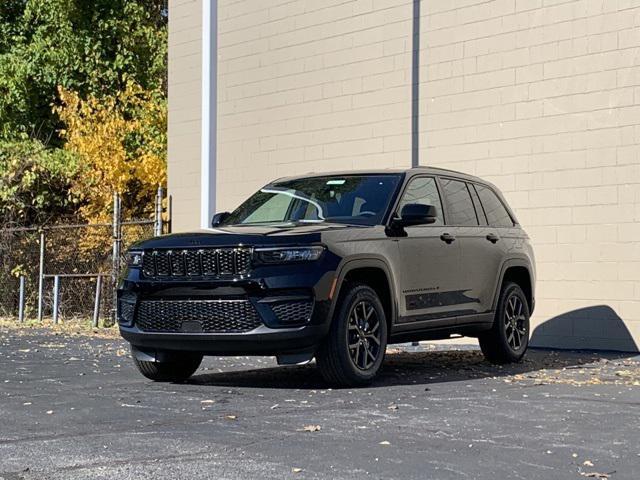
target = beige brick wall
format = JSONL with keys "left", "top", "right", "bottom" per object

{"left": 168, "top": 0, "right": 202, "bottom": 232}
{"left": 169, "top": 0, "right": 640, "bottom": 351}
{"left": 217, "top": 0, "right": 415, "bottom": 210}
{"left": 419, "top": 0, "right": 640, "bottom": 351}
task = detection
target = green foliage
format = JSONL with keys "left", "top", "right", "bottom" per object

{"left": 0, "top": 0, "right": 167, "bottom": 225}
{"left": 0, "top": 0, "right": 167, "bottom": 142}
{"left": 0, "top": 137, "right": 81, "bottom": 226}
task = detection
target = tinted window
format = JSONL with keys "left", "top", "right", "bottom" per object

{"left": 440, "top": 179, "right": 478, "bottom": 226}
{"left": 475, "top": 184, "right": 514, "bottom": 227}
{"left": 397, "top": 177, "right": 443, "bottom": 226}
{"left": 224, "top": 174, "right": 401, "bottom": 226}
{"left": 242, "top": 192, "right": 292, "bottom": 224}
{"left": 469, "top": 185, "right": 487, "bottom": 226}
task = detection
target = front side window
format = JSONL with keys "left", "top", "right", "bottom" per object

{"left": 223, "top": 174, "right": 402, "bottom": 226}
{"left": 397, "top": 177, "right": 443, "bottom": 226}
{"left": 475, "top": 184, "right": 514, "bottom": 227}
{"left": 440, "top": 178, "right": 478, "bottom": 226}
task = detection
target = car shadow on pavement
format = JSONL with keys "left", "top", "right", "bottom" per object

{"left": 531, "top": 305, "right": 638, "bottom": 352}
{"left": 186, "top": 347, "right": 635, "bottom": 390}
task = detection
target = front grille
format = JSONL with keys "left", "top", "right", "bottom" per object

{"left": 270, "top": 301, "right": 314, "bottom": 325}
{"left": 141, "top": 248, "right": 252, "bottom": 278}
{"left": 135, "top": 299, "right": 261, "bottom": 333}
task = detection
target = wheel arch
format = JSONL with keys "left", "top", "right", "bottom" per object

{"left": 492, "top": 259, "right": 535, "bottom": 314}
{"left": 329, "top": 257, "right": 398, "bottom": 331}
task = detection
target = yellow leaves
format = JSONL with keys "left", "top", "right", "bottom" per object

{"left": 55, "top": 82, "right": 166, "bottom": 223}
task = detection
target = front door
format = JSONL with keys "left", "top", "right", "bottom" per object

{"left": 395, "top": 176, "right": 462, "bottom": 324}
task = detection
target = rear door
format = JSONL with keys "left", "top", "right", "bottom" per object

{"left": 447, "top": 179, "right": 514, "bottom": 317}
{"left": 468, "top": 183, "right": 517, "bottom": 312}
{"left": 437, "top": 177, "right": 487, "bottom": 318}
{"left": 395, "top": 176, "right": 462, "bottom": 325}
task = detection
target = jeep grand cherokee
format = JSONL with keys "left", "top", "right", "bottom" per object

{"left": 118, "top": 167, "right": 535, "bottom": 386}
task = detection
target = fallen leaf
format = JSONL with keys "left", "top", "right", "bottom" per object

{"left": 580, "top": 472, "right": 610, "bottom": 479}
{"left": 302, "top": 425, "right": 321, "bottom": 432}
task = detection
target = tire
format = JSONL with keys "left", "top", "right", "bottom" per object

{"left": 316, "top": 283, "right": 388, "bottom": 387}
{"left": 132, "top": 350, "right": 203, "bottom": 382}
{"left": 479, "top": 282, "right": 530, "bottom": 364}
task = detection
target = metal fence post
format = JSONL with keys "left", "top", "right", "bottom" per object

{"left": 93, "top": 275, "right": 102, "bottom": 328}
{"left": 37, "top": 231, "right": 45, "bottom": 322}
{"left": 52, "top": 275, "right": 60, "bottom": 324}
{"left": 167, "top": 194, "right": 173, "bottom": 234}
{"left": 111, "top": 193, "right": 122, "bottom": 323}
{"left": 18, "top": 276, "right": 25, "bottom": 323}
{"left": 154, "top": 186, "right": 164, "bottom": 236}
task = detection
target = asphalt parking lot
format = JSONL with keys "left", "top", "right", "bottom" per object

{"left": 0, "top": 326, "right": 639, "bottom": 480}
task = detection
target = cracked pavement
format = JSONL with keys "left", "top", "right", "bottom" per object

{"left": 0, "top": 326, "right": 639, "bottom": 479}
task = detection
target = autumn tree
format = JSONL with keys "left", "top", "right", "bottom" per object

{"left": 0, "top": 0, "right": 167, "bottom": 226}
{"left": 56, "top": 83, "right": 167, "bottom": 223}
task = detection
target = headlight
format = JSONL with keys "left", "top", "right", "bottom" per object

{"left": 126, "top": 250, "right": 144, "bottom": 268}
{"left": 254, "top": 246, "right": 325, "bottom": 264}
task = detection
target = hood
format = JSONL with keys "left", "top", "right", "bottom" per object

{"left": 130, "top": 222, "right": 364, "bottom": 250}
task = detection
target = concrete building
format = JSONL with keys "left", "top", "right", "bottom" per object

{"left": 168, "top": 0, "right": 640, "bottom": 352}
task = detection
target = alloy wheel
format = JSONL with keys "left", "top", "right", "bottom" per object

{"left": 346, "top": 300, "right": 382, "bottom": 370}
{"left": 504, "top": 294, "right": 527, "bottom": 350}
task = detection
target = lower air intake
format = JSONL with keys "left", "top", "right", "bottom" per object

{"left": 136, "top": 299, "right": 262, "bottom": 333}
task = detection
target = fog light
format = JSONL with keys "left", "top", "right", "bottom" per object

{"left": 118, "top": 292, "right": 137, "bottom": 326}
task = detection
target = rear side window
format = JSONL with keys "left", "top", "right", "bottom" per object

{"left": 475, "top": 184, "right": 514, "bottom": 227}
{"left": 440, "top": 179, "right": 478, "bottom": 226}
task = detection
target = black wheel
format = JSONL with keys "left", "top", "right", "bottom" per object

{"left": 132, "top": 350, "right": 203, "bottom": 382}
{"left": 316, "top": 283, "right": 388, "bottom": 387}
{"left": 479, "top": 282, "right": 530, "bottom": 364}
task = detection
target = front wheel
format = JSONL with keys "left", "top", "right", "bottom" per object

{"left": 132, "top": 350, "right": 203, "bottom": 382}
{"left": 316, "top": 283, "right": 388, "bottom": 387}
{"left": 479, "top": 282, "right": 530, "bottom": 364}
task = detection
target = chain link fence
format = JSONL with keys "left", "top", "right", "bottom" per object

{"left": 0, "top": 189, "right": 168, "bottom": 326}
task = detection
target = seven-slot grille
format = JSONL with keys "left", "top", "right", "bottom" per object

{"left": 141, "top": 248, "right": 252, "bottom": 278}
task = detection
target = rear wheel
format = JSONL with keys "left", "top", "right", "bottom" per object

{"left": 479, "top": 282, "right": 530, "bottom": 364}
{"left": 132, "top": 350, "right": 203, "bottom": 382}
{"left": 316, "top": 283, "right": 388, "bottom": 387}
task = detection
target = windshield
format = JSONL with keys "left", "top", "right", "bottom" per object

{"left": 223, "top": 174, "right": 402, "bottom": 226}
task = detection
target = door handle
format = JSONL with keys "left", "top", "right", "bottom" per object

{"left": 440, "top": 233, "right": 456, "bottom": 244}
{"left": 486, "top": 233, "right": 500, "bottom": 244}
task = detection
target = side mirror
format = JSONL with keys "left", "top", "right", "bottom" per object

{"left": 397, "top": 203, "right": 437, "bottom": 227}
{"left": 211, "top": 212, "right": 230, "bottom": 227}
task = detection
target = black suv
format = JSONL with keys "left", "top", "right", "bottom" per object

{"left": 118, "top": 167, "right": 535, "bottom": 386}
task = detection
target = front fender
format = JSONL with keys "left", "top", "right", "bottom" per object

{"left": 328, "top": 255, "right": 400, "bottom": 326}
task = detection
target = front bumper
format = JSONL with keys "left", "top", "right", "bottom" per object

{"left": 117, "top": 257, "right": 338, "bottom": 356}
{"left": 120, "top": 323, "right": 329, "bottom": 356}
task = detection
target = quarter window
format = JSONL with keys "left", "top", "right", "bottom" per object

{"left": 475, "top": 185, "right": 514, "bottom": 227}
{"left": 440, "top": 179, "right": 478, "bottom": 226}
{"left": 397, "top": 177, "right": 443, "bottom": 226}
